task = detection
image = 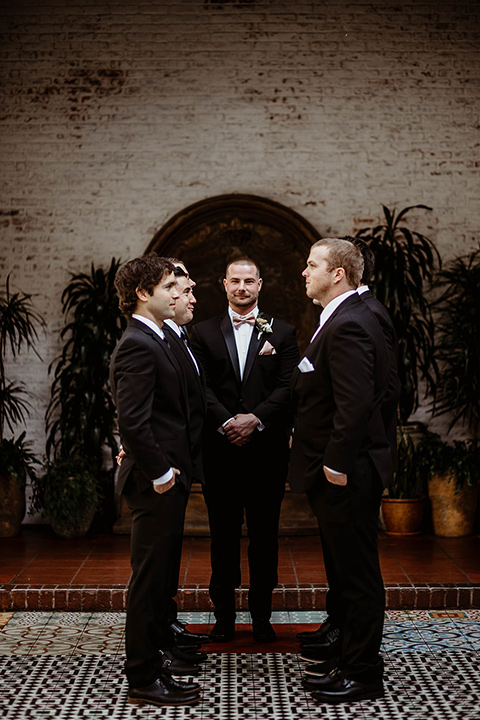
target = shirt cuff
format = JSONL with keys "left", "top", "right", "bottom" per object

{"left": 218, "top": 417, "right": 235, "bottom": 434}
{"left": 153, "top": 468, "right": 174, "bottom": 486}
{"left": 324, "top": 466, "right": 343, "bottom": 475}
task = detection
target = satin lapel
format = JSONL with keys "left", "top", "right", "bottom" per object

{"left": 169, "top": 326, "right": 205, "bottom": 397}
{"left": 242, "top": 321, "right": 265, "bottom": 385}
{"left": 220, "top": 313, "right": 241, "bottom": 383}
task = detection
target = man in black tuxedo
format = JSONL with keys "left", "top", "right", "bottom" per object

{"left": 110, "top": 254, "right": 202, "bottom": 707}
{"left": 289, "top": 238, "right": 395, "bottom": 704}
{"left": 161, "top": 261, "right": 209, "bottom": 655}
{"left": 190, "top": 256, "right": 299, "bottom": 643}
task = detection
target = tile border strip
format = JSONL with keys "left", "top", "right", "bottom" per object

{"left": 1, "top": 583, "right": 479, "bottom": 611}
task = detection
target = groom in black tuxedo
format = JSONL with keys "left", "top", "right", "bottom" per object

{"left": 110, "top": 255, "right": 202, "bottom": 708}
{"left": 289, "top": 238, "right": 395, "bottom": 704}
{"left": 190, "top": 256, "right": 299, "bottom": 643}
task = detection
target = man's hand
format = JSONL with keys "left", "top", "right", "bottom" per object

{"left": 116, "top": 446, "right": 125, "bottom": 466}
{"left": 224, "top": 413, "right": 260, "bottom": 446}
{"left": 323, "top": 466, "right": 348, "bottom": 486}
{"left": 153, "top": 467, "right": 180, "bottom": 494}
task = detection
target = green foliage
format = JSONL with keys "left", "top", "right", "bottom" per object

{"left": 45, "top": 258, "right": 126, "bottom": 472}
{"left": 0, "top": 274, "right": 45, "bottom": 439}
{"left": 415, "top": 431, "right": 480, "bottom": 493}
{"left": 387, "top": 427, "right": 425, "bottom": 499}
{"left": 0, "top": 431, "right": 40, "bottom": 486}
{"left": 431, "top": 248, "right": 480, "bottom": 439}
{"left": 356, "top": 204, "right": 441, "bottom": 424}
{"left": 30, "top": 457, "right": 101, "bottom": 533}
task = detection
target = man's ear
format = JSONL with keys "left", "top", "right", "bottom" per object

{"left": 333, "top": 267, "right": 345, "bottom": 284}
{"left": 136, "top": 287, "right": 150, "bottom": 303}
{"left": 257, "top": 278, "right": 263, "bottom": 292}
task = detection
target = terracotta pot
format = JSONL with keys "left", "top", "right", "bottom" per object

{"left": 0, "top": 471, "right": 26, "bottom": 537}
{"left": 381, "top": 496, "right": 425, "bottom": 536}
{"left": 428, "top": 471, "right": 479, "bottom": 537}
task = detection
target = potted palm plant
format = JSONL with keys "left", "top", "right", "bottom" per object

{"left": 381, "top": 426, "right": 426, "bottom": 535}
{"left": 415, "top": 431, "right": 479, "bottom": 537}
{"left": 356, "top": 204, "right": 441, "bottom": 424}
{"left": 0, "top": 275, "right": 45, "bottom": 536}
{"left": 32, "top": 258, "right": 125, "bottom": 536}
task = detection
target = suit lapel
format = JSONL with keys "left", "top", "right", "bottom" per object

{"left": 242, "top": 313, "right": 268, "bottom": 385}
{"left": 220, "top": 313, "right": 241, "bottom": 383}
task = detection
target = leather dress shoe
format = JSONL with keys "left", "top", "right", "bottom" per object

{"left": 210, "top": 619, "right": 235, "bottom": 643}
{"left": 158, "top": 649, "right": 200, "bottom": 676}
{"left": 303, "top": 666, "right": 342, "bottom": 691}
{"left": 296, "top": 618, "right": 337, "bottom": 642}
{"left": 171, "top": 645, "right": 208, "bottom": 664}
{"left": 161, "top": 670, "right": 201, "bottom": 695}
{"left": 304, "top": 657, "right": 339, "bottom": 677}
{"left": 171, "top": 620, "right": 210, "bottom": 645}
{"left": 300, "top": 625, "right": 340, "bottom": 652}
{"left": 312, "top": 673, "right": 384, "bottom": 704}
{"left": 299, "top": 639, "right": 341, "bottom": 663}
{"left": 128, "top": 677, "right": 200, "bottom": 707}
{"left": 252, "top": 619, "right": 276, "bottom": 643}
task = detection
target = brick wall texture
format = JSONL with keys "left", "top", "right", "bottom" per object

{"left": 0, "top": 0, "right": 479, "bottom": 467}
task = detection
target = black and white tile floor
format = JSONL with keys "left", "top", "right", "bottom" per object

{"left": 1, "top": 610, "right": 479, "bottom": 719}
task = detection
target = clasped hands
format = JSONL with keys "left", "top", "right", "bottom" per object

{"left": 224, "top": 413, "right": 259, "bottom": 446}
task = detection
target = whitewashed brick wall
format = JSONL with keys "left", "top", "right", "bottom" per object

{"left": 0, "top": 0, "right": 479, "bottom": 472}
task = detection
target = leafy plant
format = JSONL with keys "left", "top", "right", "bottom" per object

{"left": 415, "top": 431, "right": 480, "bottom": 493}
{"left": 0, "top": 431, "right": 39, "bottom": 486}
{"left": 356, "top": 204, "right": 441, "bottom": 424}
{"left": 431, "top": 247, "right": 480, "bottom": 439}
{"left": 45, "top": 258, "right": 126, "bottom": 473}
{"left": 386, "top": 426, "right": 425, "bottom": 499}
{"left": 0, "top": 274, "right": 45, "bottom": 440}
{"left": 30, "top": 457, "right": 101, "bottom": 537}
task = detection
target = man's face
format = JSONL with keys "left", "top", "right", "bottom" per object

{"left": 302, "top": 246, "right": 336, "bottom": 306}
{"left": 173, "top": 275, "right": 196, "bottom": 326}
{"left": 175, "top": 262, "right": 196, "bottom": 289}
{"left": 223, "top": 263, "right": 262, "bottom": 313}
{"left": 138, "top": 272, "right": 179, "bottom": 326}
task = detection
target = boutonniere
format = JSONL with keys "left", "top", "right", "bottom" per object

{"left": 255, "top": 313, "right": 274, "bottom": 339}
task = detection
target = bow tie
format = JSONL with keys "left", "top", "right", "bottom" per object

{"left": 232, "top": 313, "right": 256, "bottom": 329}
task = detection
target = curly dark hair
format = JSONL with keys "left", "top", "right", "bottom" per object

{"left": 114, "top": 254, "right": 175, "bottom": 317}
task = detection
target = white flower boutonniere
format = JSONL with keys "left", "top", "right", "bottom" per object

{"left": 255, "top": 313, "right": 274, "bottom": 339}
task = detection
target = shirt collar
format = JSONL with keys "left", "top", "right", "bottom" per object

{"left": 228, "top": 305, "right": 259, "bottom": 321}
{"left": 132, "top": 313, "right": 165, "bottom": 340}
{"left": 320, "top": 289, "right": 357, "bottom": 329}
{"left": 357, "top": 285, "right": 370, "bottom": 295}
{"left": 164, "top": 318, "right": 181, "bottom": 336}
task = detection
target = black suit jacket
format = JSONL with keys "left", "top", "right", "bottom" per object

{"left": 359, "top": 289, "right": 401, "bottom": 467}
{"left": 190, "top": 311, "right": 299, "bottom": 438}
{"left": 110, "top": 317, "right": 193, "bottom": 495}
{"left": 289, "top": 293, "right": 393, "bottom": 492}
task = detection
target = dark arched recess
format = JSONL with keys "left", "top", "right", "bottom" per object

{"left": 146, "top": 194, "right": 321, "bottom": 352}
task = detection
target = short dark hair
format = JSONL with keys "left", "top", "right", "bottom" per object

{"left": 348, "top": 236, "right": 375, "bottom": 284}
{"left": 225, "top": 256, "right": 261, "bottom": 278}
{"left": 173, "top": 265, "right": 188, "bottom": 278}
{"left": 114, "top": 254, "right": 175, "bottom": 317}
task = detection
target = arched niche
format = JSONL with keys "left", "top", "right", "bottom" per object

{"left": 146, "top": 194, "right": 321, "bottom": 352}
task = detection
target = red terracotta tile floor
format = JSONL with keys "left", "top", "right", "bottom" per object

{"left": 1, "top": 526, "right": 479, "bottom": 611}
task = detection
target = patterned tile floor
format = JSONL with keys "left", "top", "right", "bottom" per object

{"left": 1, "top": 610, "right": 479, "bottom": 719}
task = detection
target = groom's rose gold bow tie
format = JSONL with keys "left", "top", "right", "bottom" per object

{"left": 232, "top": 314, "right": 256, "bottom": 329}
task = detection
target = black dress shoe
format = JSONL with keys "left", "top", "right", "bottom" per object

{"left": 160, "top": 669, "right": 202, "bottom": 695}
{"left": 311, "top": 673, "right": 384, "bottom": 704}
{"left": 252, "top": 619, "right": 276, "bottom": 643}
{"left": 299, "top": 639, "right": 341, "bottom": 663}
{"left": 304, "top": 657, "right": 340, "bottom": 677}
{"left": 171, "top": 645, "right": 208, "bottom": 664}
{"left": 128, "top": 677, "right": 200, "bottom": 707}
{"left": 300, "top": 626, "right": 340, "bottom": 651}
{"left": 302, "top": 666, "right": 342, "bottom": 690}
{"left": 210, "top": 619, "right": 235, "bottom": 643}
{"left": 171, "top": 620, "right": 210, "bottom": 645}
{"left": 158, "top": 649, "right": 200, "bottom": 676}
{"left": 296, "top": 618, "right": 337, "bottom": 642}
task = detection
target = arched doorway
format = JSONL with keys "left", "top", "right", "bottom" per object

{"left": 146, "top": 194, "right": 319, "bottom": 534}
{"left": 146, "top": 194, "right": 321, "bottom": 352}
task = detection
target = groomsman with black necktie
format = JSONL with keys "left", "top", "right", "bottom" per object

{"left": 190, "top": 256, "right": 299, "bottom": 644}
{"left": 289, "top": 238, "right": 396, "bottom": 704}
{"left": 110, "top": 255, "right": 202, "bottom": 708}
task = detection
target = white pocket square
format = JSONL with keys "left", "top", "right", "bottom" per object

{"left": 259, "top": 340, "right": 277, "bottom": 356}
{"left": 298, "top": 356, "right": 315, "bottom": 373}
